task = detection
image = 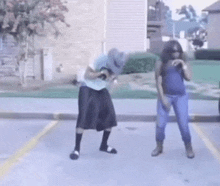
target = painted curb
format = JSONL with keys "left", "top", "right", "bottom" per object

{"left": 0, "top": 112, "right": 219, "bottom": 122}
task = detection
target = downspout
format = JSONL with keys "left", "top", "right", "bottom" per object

{"left": 103, "top": 0, "right": 107, "bottom": 54}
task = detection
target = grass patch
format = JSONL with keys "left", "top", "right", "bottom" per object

{"left": 0, "top": 85, "right": 218, "bottom": 100}
{"left": 191, "top": 60, "right": 220, "bottom": 85}
{"left": 0, "top": 59, "right": 219, "bottom": 100}
{"left": 0, "top": 86, "right": 79, "bottom": 98}
{"left": 111, "top": 86, "right": 157, "bottom": 99}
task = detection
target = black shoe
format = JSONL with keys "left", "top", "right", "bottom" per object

{"left": 99, "top": 145, "right": 117, "bottom": 154}
{"left": 70, "top": 150, "right": 80, "bottom": 160}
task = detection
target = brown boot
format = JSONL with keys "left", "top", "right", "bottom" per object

{"left": 151, "top": 141, "right": 163, "bottom": 157}
{"left": 185, "top": 142, "right": 195, "bottom": 159}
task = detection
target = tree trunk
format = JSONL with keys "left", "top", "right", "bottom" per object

{"left": 18, "top": 34, "right": 29, "bottom": 86}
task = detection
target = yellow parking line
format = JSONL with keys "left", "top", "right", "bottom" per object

{"left": 192, "top": 123, "right": 220, "bottom": 164}
{"left": 0, "top": 118, "right": 60, "bottom": 180}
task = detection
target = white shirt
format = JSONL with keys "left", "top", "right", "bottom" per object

{"left": 77, "top": 54, "right": 110, "bottom": 91}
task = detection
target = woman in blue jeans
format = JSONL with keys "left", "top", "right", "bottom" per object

{"left": 151, "top": 40, "right": 195, "bottom": 158}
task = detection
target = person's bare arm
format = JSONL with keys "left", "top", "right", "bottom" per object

{"left": 84, "top": 66, "right": 109, "bottom": 80}
{"left": 172, "top": 59, "right": 192, "bottom": 81}
{"left": 181, "top": 61, "right": 192, "bottom": 81}
{"left": 155, "top": 61, "right": 164, "bottom": 101}
{"left": 155, "top": 60, "right": 170, "bottom": 111}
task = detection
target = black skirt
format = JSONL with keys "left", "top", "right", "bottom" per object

{"left": 76, "top": 86, "right": 117, "bottom": 131}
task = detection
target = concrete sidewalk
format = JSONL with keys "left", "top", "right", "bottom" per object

{"left": 0, "top": 98, "right": 219, "bottom": 122}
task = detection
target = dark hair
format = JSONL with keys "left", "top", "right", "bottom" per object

{"left": 160, "top": 40, "right": 184, "bottom": 63}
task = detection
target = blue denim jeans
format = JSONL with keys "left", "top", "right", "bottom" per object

{"left": 156, "top": 94, "right": 191, "bottom": 144}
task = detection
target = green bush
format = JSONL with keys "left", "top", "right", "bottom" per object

{"left": 122, "top": 52, "right": 159, "bottom": 74}
{"left": 195, "top": 49, "right": 220, "bottom": 60}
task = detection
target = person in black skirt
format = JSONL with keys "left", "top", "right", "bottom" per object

{"left": 70, "top": 48, "right": 129, "bottom": 160}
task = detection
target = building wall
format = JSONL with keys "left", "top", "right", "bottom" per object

{"left": 36, "top": 0, "right": 105, "bottom": 79}
{"left": 36, "top": 0, "right": 148, "bottom": 80}
{"left": 0, "top": 0, "right": 148, "bottom": 79}
{"left": 106, "top": 0, "right": 147, "bottom": 52}
{"left": 207, "top": 13, "right": 220, "bottom": 49}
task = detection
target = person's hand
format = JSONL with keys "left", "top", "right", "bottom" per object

{"left": 172, "top": 59, "right": 184, "bottom": 66}
{"left": 98, "top": 69, "right": 110, "bottom": 80}
{"left": 108, "top": 75, "right": 117, "bottom": 82}
{"left": 172, "top": 59, "right": 188, "bottom": 70}
{"left": 162, "top": 97, "right": 171, "bottom": 111}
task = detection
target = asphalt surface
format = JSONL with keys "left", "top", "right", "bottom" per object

{"left": 0, "top": 98, "right": 219, "bottom": 185}
{"left": 0, "top": 120, "right": 219, "bottom": 186}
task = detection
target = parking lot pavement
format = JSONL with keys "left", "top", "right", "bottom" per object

{"left": 0, "top": 120, "right": 220, "bottom": 186}
{"left": 0, "top": 119, "right": 59, "bottom": 180}
{"left": 0, "top": 119, "right": 50, "bottom": 163}
{"left": 193, "top": 122, "right": 220, "bottom": 156}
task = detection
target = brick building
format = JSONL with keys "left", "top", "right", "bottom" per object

{"left": 35, "top": 0, "right": 148, "bottom": 80}
{"left": 0, "top": 0, "right": 148, "bottom": 80}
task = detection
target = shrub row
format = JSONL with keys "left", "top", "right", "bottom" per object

{"left": 122, "top": 52, "right": 159, "bottom": 74}
{"left": 195, "top": 49, "right": 220, "bottom": 60}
